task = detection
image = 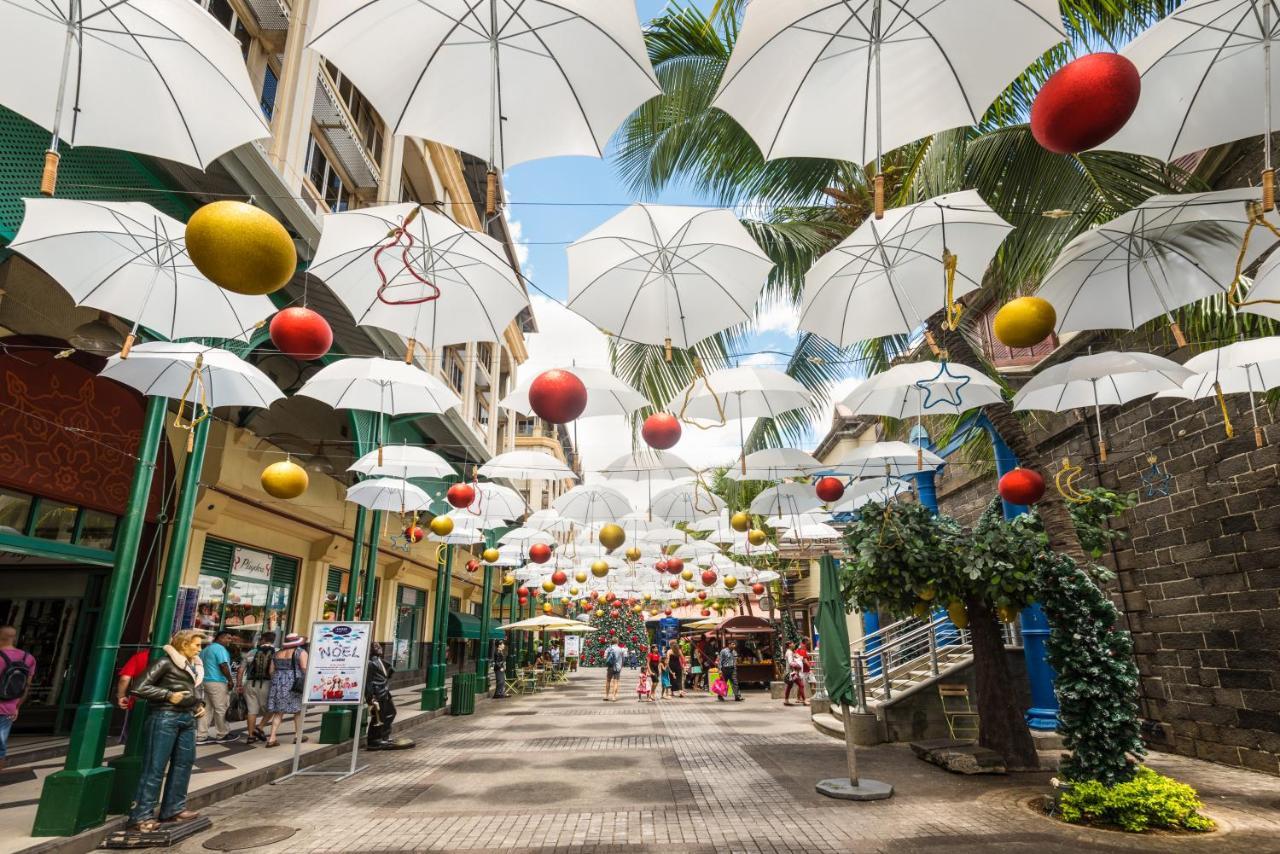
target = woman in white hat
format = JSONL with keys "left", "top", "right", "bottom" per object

{"left": 264, "top": 633, "right": 307, "bottom": 747}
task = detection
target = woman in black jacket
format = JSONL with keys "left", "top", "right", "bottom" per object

{"left": 128, "top": 629, "right": 207, "bottom": 831}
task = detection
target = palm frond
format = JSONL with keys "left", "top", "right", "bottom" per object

{"left": 743, "top": 333, "right": 853, "bottom": 452}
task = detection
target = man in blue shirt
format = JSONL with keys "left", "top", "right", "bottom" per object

{"left": 197, "top": 632, "right": 236, "bottom": 743}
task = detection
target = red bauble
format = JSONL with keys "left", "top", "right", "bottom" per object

{"left": 516, "top": 586, "right": 530, "bottom": 598}
{"left": 609, "top": 628, "right": 616, "bottom": 636}
{"left": 1031, "top": 53, "right": 1140, "bottom": 155}
{"left": 404, "top": 525, "right": 424, "bottom": 543}
{"left": 998, "top": 467, "right": 1046, "bottom": 505}
{"left": 701, "top": 570, "right": 717, "bottom": 586}
{"left": 655, "top": 560, "right": 669, "bottom": 574}
{"left": 465, "top": 559, "right": 480, "bottom": 573}
{"left": 815, "top": 476, "right": 845, "bottom": 503}
{"left": 641, "top": 413, "right": 682, "bottom": 450}
{"left": 446, "top": 482, "right": 476, "bottom": 509}
{"left": 529, "top": 543, "right": 552, "bottom": 564}
{"left": 701, "top": 609, "right": 711, "bottom": 617}
{"left": 582, "top": 602, "right": 594, "bottom": 611}
{"left": 664, "top": 608, "right": 673, "bottom": 617}
{"left": 589, "top": 591, "right": 599, "bottom": 600}
{"left": 669, "top": 579, "right": 680, "bottom": 589}
{"left": 697, "top": 590, "right": 707, "bottom": 601}
{"left": 551, "top": 570, "right": 568, "bottom": 585}
{"left": 518, "top": 596, "right": 528, "bottom": 606}
{"left": 528, "top": 369, "right": 588, "bottom": 424}
{"left": 269, "top": 307, "right": 333, "bottom": 361}
{"left": 667, "top": 557, "right": 684, "bottom": 574}
{"left": 751, "top": 583, "right": 766, "bottom": 595}
{"left": 605, "top": 592, "right": 617, "bottom": 603}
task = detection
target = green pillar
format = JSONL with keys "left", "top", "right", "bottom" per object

{"left": 420, "top": 546, "right": 453, "bottom": 710}
{"left": 33, "top": 396, "right": 167, "bottom": 837}
{"left": 475, "top": 565, "right": 495, "bottom": 690}
{"left": 504, "top": 583, "right": 517, "bottom": 679}
{"left": 361, "top": 511, "right": 382, "bottom": 619}
{"left": 320, "top": 503, "right": 368, "bottom": 744}
{"left": 105, "top": 417, "right": 210, "bottom": 814}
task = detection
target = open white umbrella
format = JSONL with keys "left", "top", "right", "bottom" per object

{"left": 1037, "top": 189, "right": 1275, "bottom": 346}
{"left": 345, "top": 478, "right": 432, "bottom": 513}
{"left": 349, "top": 445, "right": 456, "bottom": 480}
{"left": 842, "top": 360, "right": 1005, "bottom": 419}
{"left": 640, "top": 527, "right": 689, "bottom": 547}
{"left": 1013, "top": 351, "right": 1194, "bottom": 460}
{"left": 713, "top": 1, "right": 1063, "bottom": 216}
{"left": 599, "top": 451, "right": 695, "bottom": 482}
{"left": 676, "top": 366, "right": 813, "bottom": 473}
{"left": 799, "top": 191, "right": 1013, "bottom": 346}
{"left": 649, "top": 483, "right": 726, "bottom": 524}
{"left": 565, "top": 204, "right": 774, "bottom": 355}
{"left": 1235, "top": 239, "right": 1280, "bottom": 319}
{"left": 464, "top": 483, "right": 528, "bottom": 523}
{"left": 830, "top": 478, "right": 912, "bottom": 513}
{"left": 499, "top": 527, "right": 557, "bottom": 547}
{"left": 767, "top": 511, "right": 834, "bottom": 530}
{"left": 780, "top": 522, "right": 842, "bottom": 543}
{"left": 824, "top": 441, "right": 946, "bottom": 479}
{"left": 1157, "top": 336, "right": 1280, "bottom": 445}
{"left": 727, "top": 537, "right": 778, "bottom": 557}
{"left": 672, "top": 540, "right": 723, "bottom": 560}
{"left": 553, "top": 484, "right": 633, "bottom": 524}
{"left": 478, "top": 450, "right": 576, "bottom": 481}
{"left": 296, "top": 357, "right": 461, "bottom": 416}
{"left": 9, "top": 199, "right": 273, "bottom": 352}
{"left": 725, "top": 449, "right": 821, "bottom": 482}
{"left": 749, "top": 483, "right": 822, "bottom": 518}
{"left": 308, "top": 204, "right": 528, "bottom": 359}
{"left": 499, "top": 367, "right": 647, "bottom": 418}
{"left": 526, "top": 508, "right": 573, "bottom": 533}
{"left": 0, "top": 0, "right": 269, "bottom": 193}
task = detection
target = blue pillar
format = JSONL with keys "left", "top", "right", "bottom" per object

{"left": 982, "top": 419, "right": 1058, "bottom": 731}
{"left": 862, "top": 611, "right": 882, "bottom": 676}
{"left": 910, "top": 468, "right": 939, "bottom": 515}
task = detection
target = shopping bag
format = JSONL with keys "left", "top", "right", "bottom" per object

{"left": 225, "top": 692, "right": 248, "bottom": 723}
{"left": 711, "top": 678, "right": 728, "bottom": 697}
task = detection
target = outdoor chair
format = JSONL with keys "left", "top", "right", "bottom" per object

{"left": 938, "top": 683, "right": 980, "bottom": 740}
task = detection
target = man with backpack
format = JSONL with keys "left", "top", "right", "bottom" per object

{"left": 237, "top": 632, "right": 275, "bottom": 745}
{"left": 0, "top": 625, "right": 35, "bottom": 770}
{"left": 602, "top": 641, "right": 625, "bottom": 702}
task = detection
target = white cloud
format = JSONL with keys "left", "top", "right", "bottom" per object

{"left": 504, "top": 214, "right": 531, "bottom": 273}
{"left": 753, "top": 296, "right": 799, "bottom": 336}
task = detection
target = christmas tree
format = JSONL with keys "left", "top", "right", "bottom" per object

{"left": 580, "top": 604, "right": 650, "bottom": 666}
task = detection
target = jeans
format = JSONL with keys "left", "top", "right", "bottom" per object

{"left": 722, "top": 667, "right": 741, "bottom": 699}
{"left": 0, "top": 714, "right": 12, "bottom": 759}
{"left": 129, "top": 709, "right": 196, "bottom": 822}
{"left": 197, "top": 681, "right": 229, "bottom": 738}
{"left": 493, "top": 664, "right": 507, "bottom": 698}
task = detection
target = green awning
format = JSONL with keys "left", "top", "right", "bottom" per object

{"left": 448, "top": 611, "right": 503, "bottom": 641}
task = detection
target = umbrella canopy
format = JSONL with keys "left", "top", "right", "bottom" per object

{"left": 1037, "top": 189, "right": 1273, "bottom": 342}
{"left": 1012, "top": 352, "right": 1194, "bottom": 412}
{"left": 781, "top": 522, "right": 842, "bottom": 542}
{"left": 295, "top": 357, "right": 461, "bottom": 416}
{"left": 676, "top": 366, "right": 813, "bottom": 422}
{"left": 640, "top": 527, "right": 689, "bottom": 546}
{"left": 0, "top": 0, "right": 268, "bottom": 170}
{"left": 841, "top": 361, "right": 1004, "bottom": 418}
{"left": 1161, "top": 337, "right": 1280, "bottom": 398}
{"left": 101, "top": 342, "right": 282, "bottom": 409}
{"left": 309, "top": 0, "right": 658, "bottom": 170}
{"left": 672, "top": 540, "right": 723, "bottom": 560}
{"left": 553, "top": 484, "right": 633, "bottom": 524}
{"left": 725, "top": 448, "right": 821, "bottom": 481}
{"left": 501, "top": 614, "right": 583, "bottom": 632}
{"left": 9, "top": 199, "right": 273, "bottom": 346}
{"left": 345, "top": 478, "right": 432, "bottom": 512}
{"left": 349, "top": 445, "right": 456, "bottom": 480}
{"left": 817, "top": 555, "right": 855, "bottom": 705}
{"left": 308, "top": 204, "right": 527, "bottom": 352}
{"left": 649, "top": 483, "right": 726, "bottom": 524}
{"left": 478, "top": 450, "right": 576, "bottom": 481}
{"left": 727, "top": 537, "right": 777, "bottom": 557}
{"left": 500, "top": 367, "right": 647, "bottom": 418}
{"left": 499, "top": 527, "right": 557, "bottom": 547}
{"left": 825, "top": 442, "right": 946, "bottom": 479}
{"left": 830, "top": 479, "right": 912, "bottom": 513}
{"left": 467, "top": 483, "right": 528, "bottom": 523}
{"left": 799, "top": 191, "right": 1013, "bottom": 345}
{"left": 750, "top": 483, "right": 822, "bottom": 517}
{"left": 767, "top": 511, "right": 834, "bottom": 530}
{"left": 599, "top": 451, "right": 695, "bottom": 482}
{"left": 526, "top": 508, "right": 574, "bottom": 533}
{"left": 1236, "top": 242, "right": 1280, "bottom": 320}
{"left": 565, "top": 204, "right": 774, "bottom": 349}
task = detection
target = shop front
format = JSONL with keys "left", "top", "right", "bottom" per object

{"left": 446, "top": 610, "right": 503, "bottom": 674}
{"left": 195, "top": 537, "right": 299, "bottom": 646}
{"left": 393, "top": 584, "right": 428, "bottom": 674}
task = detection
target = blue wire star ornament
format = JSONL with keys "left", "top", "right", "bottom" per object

{"left": 1140, "top": 454, "right": 1172, "bottom": 498}
{"left": 913, "top": 361, "right": 972, "bottom": 410}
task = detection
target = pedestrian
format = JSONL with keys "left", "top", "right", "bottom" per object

{"left": 196, "top": 631, "right": 236, "bottom": 744}
{"left": 647, "top": 648, "right": 661, "bottom": 702}
{"left": 635, "top": 666, "right": 651, "bottom": 700}
{"left": 602, "top": 639, "right": 624, "bottom": 702}
{"left": 783, "top": 642, "right": 808, "bottom": 706}
{"left": 493, "top": 641, "right": 508, "bottom": 699}
{"left": 718, "top": 643, "right": 742, "bottom": 702}
{"left": 237, "top": 631, "right": 275, "bottom": 744}
{"left": 115, "top": 645, "right": 150, "bottom": 744}
{"left": 0, "top": 625, "right": 35, "bottom": 771}
{"left": 664, "top": 640, "right": 684, "bottom": 699}
{"left": 264, "top": 633, "right": 308, "bottom": 747}
{"left": 364, "top": 642, "right": 396, "bottom": 749}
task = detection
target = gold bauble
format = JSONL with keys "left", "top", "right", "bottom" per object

{"left": 649, "top": 608, "right": 660, "bottom": 617}
{"left": 569, "top": 586, "right": 579, "bottom": 596}
{"left": 598, "top": 523, "right": 626, "bottom": 551}
{"left": 482, "top": 548, "right": 500, "bottom": 563}
{"left": 260, "top": 460, "right": 308, "bottom": 499}
{"left": 633, "top": 605, "right": 643, "bottom": 613}
{"left": 543, "top": 602, "right": 553, "bottom": 614}
{"left": 625, "top": 546, "right": 642, "bottom": 562}
{"left": 642, "top": 593, "right": 652, "bottom": 602}
{"left": 997, "top": 604, "right": 1020, "bottom": 624}
{"left": 574, "top": 570, "right": 588, "bottom": 583}
{"left": 429, "top": 515, "right": 454, "bottom": 537}
{"left": 917, "top": 586, "right": 937, "bottom": 602}
{"left": 730, "top": 511, "right": 751, "bottom": 532}
{"left": 747, "top": 528, "right": 767, "bottom": 546}
{"left": 684, "top": 583, "right": 695, "bottom": 593}
{"left": 947, "top": 600, "right": 969, "bottom": 630}
{"left": 680, "top": 568, "right": 693, "bottom": 581}
{"left": 185, "top": 201, "right": 296, "bottom": 295}
{"left": 992, "top": 296, "right": 1056, "bottom": 348}
{"left": 590, "top": 560, "right": 610, "bottom": 578}
{"left": 724, "top": 575, "right": 738, "bottom": 589}
{"left": 503, "top": 573, "right": 516, "bottom": 586}
{"left": 541, "top": 579, "right": 557, "bottom": 593}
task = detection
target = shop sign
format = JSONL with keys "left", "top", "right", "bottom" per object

{"left": 232, "top": 546, "right": 272, "bottom": 581}
{"left": 401, "top": 585, "right": 418, "bottom": 605}
{"left": 303, "top": 621, "right": 371, "bottom": 706}
{"left": 564, "top": 636, "right": 581, "bottom": 658}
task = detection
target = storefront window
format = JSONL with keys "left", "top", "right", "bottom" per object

{"left": 32, "top": 501, "right": 77, "bottom": 542}
{"left": 394, "top": 585, "right": 426, "bottom": 670}
{"left": 223, "top": 578, "right": 269, "bottom": 644}
{"left": 196, "top": 574, "right": 226, "bottom": 632}
{"left": 0, "top": 490, "right": 32, "bottom": 534}
{"left": 78, "top": 510, "right": 117, "bottom": 550}
{"left": 195, "top": 540, "right": 298, "bottom": 644}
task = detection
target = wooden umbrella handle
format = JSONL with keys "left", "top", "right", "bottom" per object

{"left": 40, "top": 151, "right": 60, "bottom": 197}
{"left": 486, "top": 170, "right": 499, "bottom": 217}
{"left": 874, "top": 174, "right": 885, "bottom": 220}
{"left": 1264, "top": 168, "right": 1276, "bottom": 213}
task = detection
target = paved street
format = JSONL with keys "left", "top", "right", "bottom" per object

{"left": 151, "top": 671, "right": 1280, "bottom": 854}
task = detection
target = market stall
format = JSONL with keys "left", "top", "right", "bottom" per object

{"left": 713, "top": 616, "right": 777, "bottom": 687}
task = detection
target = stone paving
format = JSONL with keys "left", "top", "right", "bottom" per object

{"left": 159, "top": 672, "right": 1280, "bottom": 853}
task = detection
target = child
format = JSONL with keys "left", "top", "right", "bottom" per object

{"left": 636, "top": 668, "right": 652, "bottom": 701}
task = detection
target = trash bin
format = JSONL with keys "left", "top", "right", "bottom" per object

{"left": 450, "top": 672, "right": 477, "bottom": 716}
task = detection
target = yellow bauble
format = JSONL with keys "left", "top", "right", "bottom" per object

{"left": 642, "top": 593, "right": 652, "bottom": 602}
{"left": 429, "top": 515, "right": 454, "bottom": 537}
{"left": 569, "top": 586, "right": 579, "bottom": 596}
{"left": 730, "top": 511, "right": 751, "bottom": 533}
{"left": 503, "top": 573, "right": 516, "bottom": 586}
{"left": 261, "top": 460, "right": 308, "bottom": 499}
{"left": 633, "top": 605, "right": 643, "bottom": 613}
{"left": 625, "top": 546, "right": 642, "bottom": 562}
{"left": 916, "top": 586, "right": 937, "bottom": 602}
{"left": 543, "top": 603, "right": 553, "bottom": 614}
{"left": 684, "top": 583, "right": 695, "bottom": 593}
{"left": 541, "top": 579, "right": 556, "bottom": 593}
{"left": 747, "top": 528, "right": 767, "bottom": 546}
{"left": 912, "top": 600, "right": 930, "bottom": 619}
{"left": 997, "top": 604, "right": 1020, "bottom": 624}
{"left": 185, "top": 201, "right": 296, "bottom": 295}
{"left": 680, "top": 568, "right": 693, "bottom": 581}
{"left": 590, "top": 560, "right": 610, "bottom": 578}
{"left": 724, "top": 575, "right": 738, "bottom": 589}
{"left": 574, "top": 570, "right": 588, "bottom": 583}
{"left": 482, "top": 548, "right": 500, "bottom": 563}
{"left": 992, "top": 296, "right": 1056, "bottom": 348}
{"left": 649, "top": 608, "right": 660, "bottom": 617}
{"left": 598, "top": 523, "right": 626, "bottom": 551}
{"left": 947, "top": 599, "right": 969, "bottom": 630}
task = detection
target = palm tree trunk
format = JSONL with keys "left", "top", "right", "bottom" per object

{"left": 966, "top": 596, "right": 1039, "bottom": 769}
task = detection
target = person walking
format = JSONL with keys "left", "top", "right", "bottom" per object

{"left": 664, "top": 640, "right": 684, "bottom": 699}
{"left": 237, "top": 632, "right": 275, "bottom": 744}
{"left": 0, "top": 625, "right": 35, "bottom": 771}
{"left": 783, "top": 642, "right": 808, "bottom": 706}
{"left": 264, "top": 634, "right": 307, "bottom": 747}
{"left": 602, "top": 640, "right": 624, "bottom": 702}
{"left": 646, "top": 648, "right": 661, "bottom": 702}
{"left": 717, "top": 643, "right": 742, "bottom": 702}
{"left": 196, "top": 631, "right": 235, "bottom": 744}
{"left": 493, "top": 641, "right": 508, "bottom": 699}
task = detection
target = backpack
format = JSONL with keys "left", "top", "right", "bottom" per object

{"left": 247, "top": 646, "right": 273, "bottom": 683}
{"left": 604, "top": 646, "right": 622, "bottom": 674}
{"left": 0, "top": 649, "right": 32, "bottom": 701}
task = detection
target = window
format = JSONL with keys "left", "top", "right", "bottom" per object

{"left": 260, "top": 64, "right": 279, "bottom": 120}
{"left": 323, "top": 61, "right": 385, "bottom": 154}
{"left": 477, "top": 343, "right": 494, "bottom": 367}
{"left": 0, "top": 490, "right": 32, "bottom": 535}
{"left": 447, "top": 353, "right": 465, "bottom": 392}
{"left": 477, "top": 401, "right": 489, "bottom": 426}
{"left": 194, "top": 0, "right": 251, "bottom": 55}
{"left": 32, "top": 502, "right": 77, "bottom": 543}
{"left": 305, "top": 136, "right": 349, "bottom": 212}
{"left": 78, "top": 510, "right": 118, "bottom": 550}
{"left": 517, "top": 417, "right": 536, "bottom": 436}
{"left": 470, "top": 602, "right": 483, "bottom": 618}
{"left": 449, "top": 596, "right": 462, "bottom": 612}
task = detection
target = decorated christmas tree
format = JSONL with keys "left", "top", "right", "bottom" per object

{"left": 580, "top": 604, "right": 649, "bottom": 666}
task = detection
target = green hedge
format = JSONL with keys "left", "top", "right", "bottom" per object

{"left": 1057, "top": 767, "right": 1215, "bottom": 833}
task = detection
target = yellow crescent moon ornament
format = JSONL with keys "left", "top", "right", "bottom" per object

{"left": 185, "top": 201, "right": 297, "bottom": 296}
{"left": 1055, "top": 456, "right": 1093, "bottom": 504}
{"left": 730, "top": 511, "right": 751, "bottom": 533}
{"left": 260, "top": 460, "right": 308, "bottom": 499}
{"left": 428, "top": 515, "right": 454, "bottom": 537}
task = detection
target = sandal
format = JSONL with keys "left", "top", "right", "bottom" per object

{"left": 264, "top": 740, "right": 279, "bottom": 748}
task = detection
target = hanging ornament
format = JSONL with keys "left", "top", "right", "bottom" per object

{"left": 701, "top": 569, "right": 718, "bottom": 586}
{"left": 747, "top": 529, "right": 767, "bottom": 546}
{"left": 913, "top": 361, "right": 971, "bottom": 410}
{"left": 574, "top": 570, "right": 588, "bottom": 583}
{"left": 724, "top": 575, "right": 738, "bottom": 590}
{"left": 1140, "top": 454, "right": 1173, "bottom": 499}
{"left": 701, "top": 609, "right": 712, "bottom": 618}
{"left": 598, "top": 523, "right": 626, "bottom": 552}
{"left": 528, "top": 369, "right": 588, "bottom": 423}
{"left": 591, "top": 559, "right": 610, "bottom": 578}
{"left": 667, "top": 557, "right": 685, "bottom": 574}
{"left": 697, "top": 590, "right": 708, "bottom": 601}
{"left": 541, "top": 579, "right": 556, "bottom": 593}
{"left": 680, "top": 568, "right": 694, "bottom": 581}
{"left": 446, "top": 482, "right": 476, "bottom": 509}
{"left": 269, "top": 307, "right": 332, "bottom": 361}
{"left": 625, "top": 546, "right": 642, "bottom": 562}
{"left": 1031, "top": 53, "right": 1141, "bottom": 154}
{"left": 730, "top": 511, "right": 751, "bottom": 533}
{"left": 185, "top": 201, "right": 296, "bottom": 296}
{"left": 947, "top": 599, "right": 970, "bottom": 630}
{"left": 751, "top": 582, "right": 766, "bottom": 596}
{"left": 482, "top": 547, "right": 500, "bottom": 563}
{"left": 465, "top": 558, "right": 480, "bottom": 573}
{"left": 998, "top": 467, "right": 1046, "bottom": 505}
{"left": 551, "top": 570, "right": 568, "bottom": 586}
{"left": 641, "top": 413, "right": 682, "bottom": 450}
{"left": 429, "top": 515, "right": 454, "bottom": 536}
{"left": 503, "top": 573, "right": 516, "bottom": 586}
{"left": 1055, "top": 456, "right": 1093, "bottom": 504}
{"left": 529, "top": 542, "right": 552, "bottom": 564}
{"left": 261, "top": 459, "right": 308, "bottom": 499}
{"left": 516, "top": 585, "right": 530, "bottom": 598}
{"left": 543, "top": 602, "right": 554, "bottom": 614}
{"left": 668, "top": 579, "right": 680, "bottom": 590}
{"left": 814, "top": 477, "right": 845, "bottom": 503}
{"left": 518, "top": 596, "right": 529, "bottom": 606}
{"left": 582, "top": 601, "right": 593, "bottom": 612}
{"left": 655, "top": 560, "right": 669, "bottom": 574}
{"left": 993, "top": 296, "right": 1057, "bottom": 349}
{"left": 404, "top": 524, "right": 425, "bottom": 543}
{"left": 684, "top": 582, "right": 696, "bottom": 593}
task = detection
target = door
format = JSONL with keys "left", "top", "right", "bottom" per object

{"left": 0, "top": 597, "right": 77, "bottom": 733}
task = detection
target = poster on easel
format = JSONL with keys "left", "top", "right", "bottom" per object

{"left": 304, "top": 621, "right": 371, "bottom": 705}
{"left": 564, "top": 636, "right": 581, "bottom": 658}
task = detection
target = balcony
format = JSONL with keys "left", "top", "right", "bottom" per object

{"left": 312, "top": 71, "right": 380, "bottom": 191}
{"left": 240, "top": 0, "right": 289, "bottom": 49}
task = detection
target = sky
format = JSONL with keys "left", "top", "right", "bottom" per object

{"left": 499, "top": 0, "right": 858, "bottom": 487}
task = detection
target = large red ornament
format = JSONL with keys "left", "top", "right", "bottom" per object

{"left": 269, "top": 307, "right": 333, "bottom": 361}
{"left": 667, "top": 557, "right": 684, "bottom": 574}
{"left": 701, "top": 569, "right": 717, "bottom": 586}
{"left": 655, "top": 560, "right": 669, "bottom": 574}
{"left": 529, "top": 543, "right": 552, "bottom": 564}
{"left": 1031, "top": 53, "right": 1140, "bottom": 155}
{"left": 751, "top": 583, "right": 766, "bottom": 595}
{"left": 446, "top": 482, "right": 476, "bottom": 509}
{"left": 465, "top": 558, "right": 480, "bottom": 573}
{"left": 998, "top": 467, "right": 1046, "bottom": 505}
{"left": 815, "top": 476, "right": 845, "bottom": 503}
{"left": 604, "top": 591, "right": 617, "bottom": 603}
{"left": 516, "top": 586, "right": 530, "bottom": 598}
{"left": 669, "top": 579, "right": 680, "bottom": 589}
{"left": 528, "top": 369, "right": 588, "bottom": 423}
{"left": 641, "top": 413, "right": 682, "bottom": 450}
{"left": 551, "top": 570, "right": 568, "bottom": 586}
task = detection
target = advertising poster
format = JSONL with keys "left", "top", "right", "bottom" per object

{"left": 304, "top": 621, "right": 371, "bottom": 705}
{"left": 564, "top": 636, "right": 581, "bottom": 658}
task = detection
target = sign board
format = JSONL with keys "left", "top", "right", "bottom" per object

{"left": 563, "top": 635, "right": 581, "bottom": 658}
{"left": 231, "top": 546, "right": 272, "bottom": 581}
{"left": 303, "top": 621, "right": 371, "bottom": 705}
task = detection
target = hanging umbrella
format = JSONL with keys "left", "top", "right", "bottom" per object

{"left": 1156, "top": 336, "right": 1280, "bottom": 446}
{"left": 499, "top": 527, "right": 557, "bottom": 547}
{"left": 1235, "top": 239, "right": 1280, "bottom": 318}
{"left": 824, "top": 441, "right": 946, "bottom": 479}
{"left": 307, "top": 204, "right": 528, "bottom": 360}
{"left": 675, "top": 366, "right": 813, "bottom": 474}
{"left": 713, "top": 1, "right": 1063, "bottom": 218}
{"left": 1036, "top": 188, "right": 1274, "bottom": 346}
{"left": 478, "top": 450, "right": 576, "bottom": 481}
{"left": 9, "top": 199, "right": 274, "bottom": 352}
{"left": 780, "top": 522, "right": 842, "bottom": 543}
{"left": 842, "top": 361, "right": 1004, "bottom": 418}
{"left": 0, "top": 0, "right": 269, "bottom": 193}
{"left": 1012, "top": 351, "right": 1193, "bottom": 460}
{"left": 649, "top": 483, "right": 726, "bottom": 524}
{"left": 749, "top": 483, "right": 822, "bottom": 518}
{"left": 672, "top": 540, "right": 723, "bottom": 560}
{"left": 500, "top": 367, "right": 648, "bottom": 418}
{"left": 296, "top": 357, "right": 461, "bottom": 415}
{"left": 553, "top": 484, "right": 633, "bottom": 524}
{"left": 799, "top": 191, "right": 1013, "bottom": 346}
{"left": 526, "top": 508, "right": 573, "bottom": 533}
{"left": 599, "top": 451, "right": 695, "bottom": 482}
{"left": 727, "top": 536, "right": 777, "bottom": 557}
{"left": 688, "top": 511, "right": 733, "bottom": 534}
{"left": 830, "top": 479, "right": 912, "bottom": 513}
{"left": 767, "top": 511, "right": 834, "bottom": 530}
{"left": 501, "top": 614, "right": 584, "bottom": 632}
{"left": 349, "top": 445, "right": 456, "bottom": 480}
{"left": 640, "top": 527, "right": 689, "bottom": 547}
{"left": 345, "top": 478, "right": 433, "bottom": 513}
{"left": 465, "top": 483, "right": 528, "bottom": 523}
{"left": 725, "top": 448, "right": 821, "bottom": 481}
{"left": 101, "top": 342, "right": 282, "bottom": 413}
{"left": 565, "top": 204, "right": 774, "bottom": 355}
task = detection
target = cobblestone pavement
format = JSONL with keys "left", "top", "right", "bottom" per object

{"left": 160, "top": 672, "right": 1280, "bottom": 853}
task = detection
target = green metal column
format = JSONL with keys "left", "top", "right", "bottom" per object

{"left": 475, "top": 565, "right": 495, "bottom": 690}
{"left": 105, "top": 418, "right": 210, "bottom": 814}
{"left": 420, "top": 545, "right": 453, "bottom": 710}
{"left": 504, "top": 582, "right": 517, "bottom": 679}
{"left": 320, "top": 503, "right": 367, "bottom": 744}
{"left": 361, "top": 511, "right": 382, "bottom": 618}
{"left": 33, "top": 396, "right": 167, "bottom": 837}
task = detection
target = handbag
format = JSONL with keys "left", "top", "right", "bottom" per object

{"left": 226, "top": 692, "right": 248, "bottom": 723}
{"left": 289, "top": 650, "right": 304, "bottom": 694}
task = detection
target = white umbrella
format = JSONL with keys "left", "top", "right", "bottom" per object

{"left": 478, "top": 450, "right": 576, "bottom": 481}
{"left": 565, "top": 204, "right": 774, "bottom": 354}
{"left": 345, "top": 478, "right": 432, "bottom": 513}
{"left": 1157, "top": 337, "right": 1280, "bottom": 446}
{"left": 499, "top": 367, "right": 647, "bottom": 418}
{"left": 526, "top": 508, "right": 573, "bottom": 533}
{"left": 466, "top": 483, "right": 528, "bottom": 523}
{"left": 649, "top": 483, "right": 726, "bottom": 524}
{"left": 842, "top": 361, "right": 1005, "bottom": 418}
{"left": 767, "top": 511, "right": 834, "bottom": 530}
{"left": 675, "top": 366, "right": 813, "bottom": 474}
{"left": 727, "top": 537, "right": 777, "bottom": 557}
{"left": 553, "top": 485, "right": 633, "bottom": 524}
{"left": 725, "top": 448, "right": 821, "bottom": 482}
{"left": 780, "top": 521, "right": 842, "bottom": 543}
{"left": 599, "top": 451, "right": 695, "bottom": 482}
{"left": 0, "top": 0, "right": 268, "bottom": 192}
{"left": 824, "top": 441, "right": 946, "bottom": 479}
{"left": 713, "top": 1, "right": 1063, "bottom": 216}
{"left": 1037, "top": 189, "right": 1274, "bottom": 346}
{"left": 799, "top": 191, "right": 1013, "bottom": 346}
{"left": 672, "top": 540, "right": 723, "bottom": 560}
{"left": 9, "top": 199, "right": 273, "bottom": 352}
{"left": 640, "top": 527, "right": 689, "bottom": 547}
{"left": 349, "top": 445, "right": 456, "bottom": 480}
{"left": 296, "top": 357, "right": 461, "bottom": 416}
{"left": 307, "top": 204, "right": 528, "bottom": 358}
{"left": 830, "top": 478, "right": 912, "bottom": 513}
{"left": 688, "top": 511, "right": 733, "bottom": 534}
{"left": 499, "top": 527, "right": 557, "bottom": 547}
{"left": 749, "top": 483, "right": 822, "bottom": 518}
{"left": 101, "top": 342, "right": 282, "bottom": 414}
{"left": 1013, "top": 351, "right": 1194, "bottom": 460}
{"left": 1235, "top": 241, "right": 1280, "bottom": 319}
